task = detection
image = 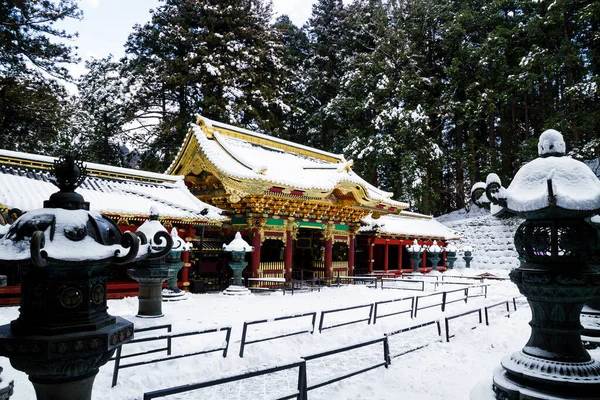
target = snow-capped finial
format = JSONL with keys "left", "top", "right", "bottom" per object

{"left": 538, "top": 129, "right": 566, "bottom": 157}
{"left": 223, "top": 232, "right": 254, "bottom": 252}
{"left": 171, "top": 227, "right": 178, "bottom": 238}
{"left": 149, "top": 206, "right": 159, "bottom": 221}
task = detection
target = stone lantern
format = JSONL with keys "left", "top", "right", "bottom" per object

{"left": 462, "top": 245, "right": 474, "bottom": 268}
{"left": 471, "top": 129, "right": 600, "bottom": 399}
{"left": 427, "top": 240, "right": 443, "bottom": 273}
{"left": 127, "top": 207, "right": 173, "bottom": 317}
{"left": 222, "top": 232, "right": 254, "bottom": 296}
{"left": 445, "top": 243, "right": 458, "bottom": 269}
{"left": 162, "top": 228, "right": 191, "bottom": 301}
{"left": 406, "top": 239, "right": 425, "bottom": 275}
{"left": 0, "top": 156, "right": 145, "bottom": 400}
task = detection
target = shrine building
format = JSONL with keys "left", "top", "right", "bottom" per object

{"left": 167, "top": 115, "right": 429, "bottom": 280}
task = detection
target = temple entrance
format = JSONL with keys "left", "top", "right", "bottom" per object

{"left": 292, "top": 228, "right": 325, "bottom": 279}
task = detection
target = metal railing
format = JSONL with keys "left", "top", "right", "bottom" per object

{"left": 112, "top": 325, "right": 231, "bottom": 387}
{"left": 373, "top": 296, "right": 414, "bottom": 324}
{"left": 239, "top": 312, "right": 317, "bottom": 357}
{"left": 385, "top": 320, "right": 442, "bottom": 358}
{"left": 318, "top": 303, "right": 374, "bottom": 333}
{"left": 381, "top": 278, "right": 425, "bottom": 291}
{"left": 143, "top": 361, "right": 307, "bottom": 400}
{"left": 444, "top": 308, "right": 483, "bottom": 342}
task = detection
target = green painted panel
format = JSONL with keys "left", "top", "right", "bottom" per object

{"left": 335, "top": 224, "right": 349, "bottom": 231}
{"left": 297, "top": 221, "right": 325, "bottom": 229}
{"left": 266, "top": 218, "right": 285, "bottom": 226}
{"left": 231, "top": 217, "right": 247, "bottom": 225}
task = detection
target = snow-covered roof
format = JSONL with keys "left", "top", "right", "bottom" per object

{"left": 360, "top": 212, "right": 460, "bottom": 240}
{"left": 0, "top": 150, "right": 225, "bottom": 223}
{"left": 167, "top": 115, "right": 407, "bottom": 210}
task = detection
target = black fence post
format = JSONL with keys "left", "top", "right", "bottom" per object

{"left": 383, "top": 336, "right": 391, "bottom": 368}
{"left": 111, "top": 345, "right": 122, "bottom": 388}
{"left": 485, "top": 307, "right": 490, "bottom": 326}
{"left": 442, "top": 292, "right": 447, "bottom": 312}
{"left": 464, "top": 288, "right": 469, "bottom": 304}
{"left": 223, "top": 327, "right": 231, "bottom": 357}
{"left": 239, "top": 322, "right": 249, "bottom": 357}
{"left": 298, "top": 361, "right": 308, "bottom": 400}
{"left": 318, "top": 311, "right": 326, "bottom": 333}
{"left": 167, "top": 325, "right": 172, "bottom": 356}
{"left": 368, "top": 304, "right": 374, "bottom": 325}
{"left": 373, "top": 302, "right": 379, "bottom": 325}
{"left": 310, "top": 313, "right": 317, "bottom": 334}
{"left": 445, "top": 317, "right": 450, "bottom": 342}
{"left": 414, "top": 297, "right": 419, "bottom": 318}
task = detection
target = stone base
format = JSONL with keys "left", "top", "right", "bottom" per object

{"left": 136, "top": 313, "right": 164, "bottom": 318}
{"left": 162, "top": 289, "right": 187, "bottom": 302}
{"left": 493, "top": 364, "right": 600, "bottom": 400}
{"left": 223, "top": 286, "right": 251, "bottom": 296}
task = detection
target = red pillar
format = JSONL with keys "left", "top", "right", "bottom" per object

{"left": 181, "top": 249, "right": 190, "bottom": 292}
{"left": 421, "top": 251, "right": 427, "bottom": 271}
{"left": 442, "top": 250, "right": 447, "bottom": 268}
{"left": 384, "top": 241, "right": 389, "bottom": 272}
{"left": 325, "top": 237, "right": 333, "bottom": 278}
{"left": 348, "top": 234, "right": 355, "bottom": 276}
{"left": 397, "top": 244, "right": 402, "bottom": 271}
{"left": 368, "top": 239, "right": 374, "bottom": 273}
{"left": 284, "top": 229, "right": 293, "bottom": 281}
{"left": 251, "top": 228, "right": 261, "bottom": 278}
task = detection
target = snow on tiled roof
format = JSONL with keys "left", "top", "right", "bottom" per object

{"left": 172, "top": 116, "right": 407, "bottom": 208}
{"left": 360, "top": 212, "right": 460, "bottom": 240}
{"left": 0, "top": 152, "right": 225, "bottom": 222}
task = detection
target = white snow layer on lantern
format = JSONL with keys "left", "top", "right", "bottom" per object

{"left": 538, "top": 129, "right": 566, "bottom": 155}
{"left": 0, "top": 224, "right": 8, "bottom": 236}
{"left": 0, "top": 209, "right": 129, "bottom": 261}
{"left": 223, "top": 232, "right": 254, "bottom": 252}
{"left": 136, "top": 219, "right": 169, "bottom": 248}
{"left": 505, "top": 156, "right": 600, "bottom": 212}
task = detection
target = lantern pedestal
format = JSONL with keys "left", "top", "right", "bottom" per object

{"left": 492, "top": 259, "right": 600, "bottom": 399}
{"left": 162, "top": 263, "right": 186, "bottom": 301}
{"left": 127, "top": 268, "right": 169, "bottom": 318}
{"left": 463, "top": 253, "right": 473, "bottom": 268}
{"left": 223, "top": 264, "right": 250, "bottom": 296}
{"left": 446, "top": 252, "right": 457, "bottom": 270}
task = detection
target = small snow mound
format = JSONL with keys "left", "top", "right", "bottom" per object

{"left": 538, "top": 129, "right": 565, "bottom": 156}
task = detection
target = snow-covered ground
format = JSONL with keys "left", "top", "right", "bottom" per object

{"left": 3, "top": 269, "right": 587, "bottom": 400}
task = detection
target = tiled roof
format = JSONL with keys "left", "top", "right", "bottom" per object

{"left": 0, "top": 151, "right": 225, "bottom": 223}
{"left": 360, "top": 212, "right": 460, "bottom": 240}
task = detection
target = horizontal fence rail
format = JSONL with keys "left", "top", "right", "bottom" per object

{"left": 484, "top": 301, "right": 511, "bottom": 325}
{"left": 291, "top": 279, "right": 322, "bottom": 294}
{"left": 247, "top": 278, "right": 287, "bottom": 295}
{"left": 318, "top": 303, "right": 374, "bottom": 333}
{"left": 385, "top": 319, "right": 442, "bottom": 358}
{"left": 445, "top": 308, "right": 483, "bottom": 342}
{"left": 441, "top": 288, "right": 469, "bottom": 311}
{"left": 112, "top": 326, "right": 231, "bottom": 387}
{"left": 302, "top": 337, "right": 390, "bottom": 393}
{"left": 373, "top": 297, "right": 414, "bottom": 324}
{"left": 466, "top": 284, "right": 489, "bottom": 300}
{"left": 337, "top": 276, "right": 378, "bottom": 287}
{"left": 143, "top": 361, "right": 307, "bottom": 400}
{"left": 239, "top": 312, "right": 317, "bottom": 357}
{"left": 413, "top": 292, "right": 445, "bottom": 317}
{"left": 381, "top": 278, "right": 425, "bottom": 291}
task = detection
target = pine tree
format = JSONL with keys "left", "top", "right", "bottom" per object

{"left": 71, "top": 56, "right": 128, "bottom": 166}
{"left": 123, "top": 0, "right": 289, "bottom": 171}
{"left": 0, "top": 0, "right": 81, "bottom": 152}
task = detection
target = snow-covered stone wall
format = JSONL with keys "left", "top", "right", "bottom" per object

{"left": 437, "top": 206, "right": 522, "bottom": 270}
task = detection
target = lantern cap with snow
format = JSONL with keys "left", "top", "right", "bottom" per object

{"left": 471, "top": 129, "right": 600, "bottom": 219}
{"left": 0, "top": 155, "right": 141, "bottom": 267}
{"left": 223, "top": 232, "right": 254, "bottom": 253}
{"left": 134, "top": 206, "right": 174, "bottom": 261}
{"left": 428, "top": 240, "right": 442, "bottom": 254}
{"left": 406, "top": 239, "right": 422, "bottom": 253}
{"left": 445, "top": 243, "right": 458, "bottom": 254}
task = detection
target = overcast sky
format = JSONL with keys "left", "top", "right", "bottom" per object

{"left": 57, "top": 0, "right": 320, "bottom": 77}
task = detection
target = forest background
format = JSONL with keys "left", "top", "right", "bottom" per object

{"left": 2, "top": 0, "right": 599, "bottom": 216}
